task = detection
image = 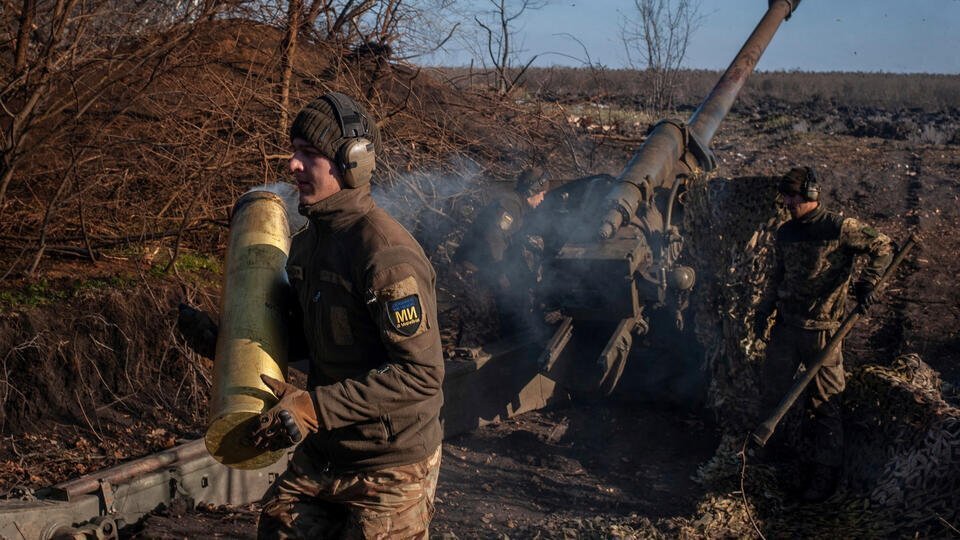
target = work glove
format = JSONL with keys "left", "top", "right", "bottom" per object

{"left": 250, "top": 374, "right": 320, "bottom": 450}
{"left": 853, "top": 281, "right": 879, "bottom": 315}
{"left": 177, "top": 303, "right": 218, "bottom": 359}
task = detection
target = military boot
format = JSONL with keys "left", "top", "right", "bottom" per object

{"left": 799, "top": 463, "right": 840, "bottom": 503}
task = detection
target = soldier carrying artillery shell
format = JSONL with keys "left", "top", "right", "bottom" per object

{"left": 754, "top": 166, "right": 893, "bottom": 502}
{"left": 179, "top": 92, "right": 444, "bottom": 538}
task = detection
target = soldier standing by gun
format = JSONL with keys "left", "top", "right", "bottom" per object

{"left": 454, "top": 167, "right": 549, "bottom": 337}
{"left": 754, "top": 166, "right": 893, "bottom": 503}
{"left": 180, "top": 92, "right": 444, "bottom": 538}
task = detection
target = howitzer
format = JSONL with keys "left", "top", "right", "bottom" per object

{"left": 536, "top": 0, "right": 802, "bottom": 396}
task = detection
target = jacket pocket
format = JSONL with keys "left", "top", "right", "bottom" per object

{"left": 353, "top": 417, "right": 388, "bottom": 444}
{"left": 382, "top": 414, "right": 397, "bottom": 443}
{"left": 329, "top": 305, "right": 354, "bottom": 346}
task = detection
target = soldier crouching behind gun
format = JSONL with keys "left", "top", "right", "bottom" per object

{"left": 178, "top": 92, "right": 444, "bottom": 538}
{"left": 754, "top": 166, "right": 892, "bottom": 503}
{"left": 453, "top": 167, "right": 549, "bottom": 338}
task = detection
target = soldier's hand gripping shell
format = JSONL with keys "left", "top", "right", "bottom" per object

{"left": 176, "top": 303, "right": 218, "bottom": 359}
{"left": 250, "top": 374, "right": 320, "bottom": 450}
{"left": 853, "top": 281, "right": 879, "bottom": 314}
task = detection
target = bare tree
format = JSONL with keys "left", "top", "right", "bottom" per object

{"left": 0, "top": 0, "right": 468, "bottom": 279}
{"left": 280, "top": 0, "right": 458, "bottom": 59}
{"left": 279, "top": 0, "right": 304, "bottom": 134}
{"left": 0, "top": 0, "right": 227, "bottom": 212}
{"left": 0, "top": 0, "right": 236, "bottom": 277}
{"left": 621, "top": 0, "right": 702, "bottom": 112}
{"left": 473, "top": 0, "right": 547, "bottom": 96}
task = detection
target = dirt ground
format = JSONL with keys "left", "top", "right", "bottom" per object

{"left": 129, "top": 402, "right": 717, "bottom": 538}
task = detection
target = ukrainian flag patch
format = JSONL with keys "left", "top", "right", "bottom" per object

{"left": 387, "top": 294, "right": 422, "bottom": 336}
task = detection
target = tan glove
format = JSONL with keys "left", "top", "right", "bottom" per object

{"left": 250, "top": 374, "right": 320, "bottom": 450}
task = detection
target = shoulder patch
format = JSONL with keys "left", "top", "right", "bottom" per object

{"left": 287, "top": 265, "right": 303, "bottom": 281}
{"left": 861, "top": 226, "right": 879, "bottom": 238}
{"left": 387, "top": 294, "right": 423, "bottom": 336}
{"left": 375, "top": 275, "right": 428, "bottom": 340}
{"left": 498, "top": 211, "right": 514, "bottom": 232}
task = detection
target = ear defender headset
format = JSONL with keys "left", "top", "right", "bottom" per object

{"left": 800, "top": 166, "right": 820, "bottom": 202}
{"left": 321, "top": 92, "right": 377, "bottom": 188}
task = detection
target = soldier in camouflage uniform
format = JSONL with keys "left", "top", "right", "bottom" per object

{"left": 755, "top": 166, "right": 892, "bottom": 503}
{"left": 454, "top": 168, "right": 549, "bottom": 337}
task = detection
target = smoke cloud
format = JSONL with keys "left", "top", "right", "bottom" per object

{"left": 245, "top": 182, "right": 307, "bottom": 236}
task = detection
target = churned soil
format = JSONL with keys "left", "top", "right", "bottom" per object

{"left": 128, "top": 403, "right": 717, "bottom": 538}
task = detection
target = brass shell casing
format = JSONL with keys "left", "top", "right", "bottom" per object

{"left": 205, "top": 190, "right": 291, "bottom": 470}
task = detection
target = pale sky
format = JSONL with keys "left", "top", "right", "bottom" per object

{"left": 423, "top": 0, "right": 960, "bottom": 74}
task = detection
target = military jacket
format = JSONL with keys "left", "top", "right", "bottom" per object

{"left": 286, "top": 185, "right": 443, "bottom": 471}
{"left": 454, "top": 191, "right": 527, "bottom": 275}
{"left": 763, "top": 205, "right": 892, "bottom": 330}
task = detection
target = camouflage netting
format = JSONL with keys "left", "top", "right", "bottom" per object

{"left": 843, "top": 355, "right": 960, "bottom": 530}
{"left": 681, "top": 175, "right": 960, "bottom": 537}
{"left": 684, "top": 175, "right": 785, "bottom": 432}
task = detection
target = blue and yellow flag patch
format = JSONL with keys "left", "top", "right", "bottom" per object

{"left": 387, "top": 294, "right": 422, "bottom": 336}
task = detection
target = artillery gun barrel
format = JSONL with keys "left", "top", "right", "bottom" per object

{"left": 688, "top": 0, "right": 797, "bottom": 143}
{"left": 599, "top": 0, "right": 801, "bottom": 239}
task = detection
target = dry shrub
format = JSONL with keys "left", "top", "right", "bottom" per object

{"left": 0, "top": 15, "right": 584, "bottom": 281}
{"left": 0, "top": 283, "right": 206, "bottom": 436}
{"left": 515, "top": 67, "right": 960, "bottom": 112}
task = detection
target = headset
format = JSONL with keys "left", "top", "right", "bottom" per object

{"left": 800, "top": 166, "right": 820, "bottom": 202}
{"left": 321, "top": 92, "right": 377, "bottom": 188}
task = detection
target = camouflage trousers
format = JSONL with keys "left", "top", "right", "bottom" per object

{"left": 760, "top": 324, "right": 845, "bottom": 467}
{"left": 257, "top": 445, "right": 441, "bottom": 539}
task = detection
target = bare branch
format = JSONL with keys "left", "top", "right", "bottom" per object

{"left": 621, "top": 0, "right": 702, "bottom": 112}
{"left": 469, "top": 0, "right": 547, "bottom": 95}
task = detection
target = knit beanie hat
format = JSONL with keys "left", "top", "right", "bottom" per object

{"left": 289, "top": 93, "right": 379, "bottom": 161}
{"left": 779, "top": 166, "right": 814, "bottom": 196}
{"left": 515, "top": 167, "right": 549, "bottom": 197}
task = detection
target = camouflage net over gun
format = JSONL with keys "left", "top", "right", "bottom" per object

{"left": 684, "top": 175, "right": 785, "bottom": 431}
{"left": 680, "top": 175, "right": 960, "bottom": 537}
